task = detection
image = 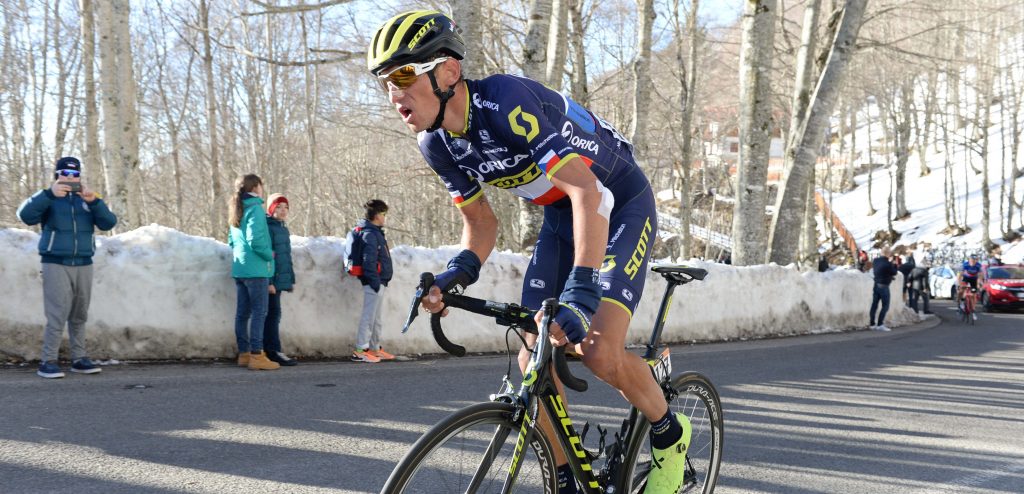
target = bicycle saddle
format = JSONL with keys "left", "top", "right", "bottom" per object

{"left": 652, "top": 264, "right": 708, "bottom": 281}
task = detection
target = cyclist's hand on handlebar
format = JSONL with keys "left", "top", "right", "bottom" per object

{"left": 421, "top": 285, "right": 449, "bottom": 317}
{"left": 535, "top": 311, "right": 572, "bottom": 347}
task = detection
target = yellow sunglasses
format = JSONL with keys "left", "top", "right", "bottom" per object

{"left": 377, "top": 57, "right": 450, "bottom": 91}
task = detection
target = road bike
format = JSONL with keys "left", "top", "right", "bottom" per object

{"left": 381, "top": 265, "right": 723, "bottom": 493}
{"left": 958, "top": 282, "right": 978, "bottom": 325}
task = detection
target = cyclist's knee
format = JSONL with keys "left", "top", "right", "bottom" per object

{"left": 580, "top": 345, "right": 625, "bottom": 384}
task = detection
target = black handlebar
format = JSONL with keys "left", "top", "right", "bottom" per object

{"left": 403, "top": 272, "right": 588, "bottom": 392}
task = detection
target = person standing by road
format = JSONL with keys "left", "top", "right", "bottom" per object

{"left": 909, "top": 259, "right": 931, "bottom": 314}
{"left": 228, "top": 174, "right": 279, "bottom": 371}
{"left": 16, "top": 156, "right": 118, "bottom": 379}
{"left": 264, "top": 193, "right": 297, "bottom": 366}
{"left": 352, "top": 199, "right": 395, "bottom": 363}
{"left": 869, "top": 246, "right": 899, "bottom": 332}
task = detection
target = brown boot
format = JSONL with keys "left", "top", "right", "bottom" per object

{"left": 237, "top": 353, "right": 250, "bottom": 367}
{"left": 248, "top": 351, "right": 280, "bottom": 371}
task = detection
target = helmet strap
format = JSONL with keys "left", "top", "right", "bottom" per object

{"left": 425, "top": 71, "right": 456, "bottom": 133}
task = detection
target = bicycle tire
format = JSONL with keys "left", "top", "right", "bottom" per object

{"left": 621, "top": 372, "right": 724, "bottom": 494}
{"left": 381, "top": 401, "right": 559, "bottom": 494}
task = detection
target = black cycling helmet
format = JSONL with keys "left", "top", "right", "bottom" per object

{"left": 367, "top": 10, "right": 465, "bottom": 76}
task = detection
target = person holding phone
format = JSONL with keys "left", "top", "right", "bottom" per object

{"left": 16, "top": 156, "right": 118, "bottom": 379}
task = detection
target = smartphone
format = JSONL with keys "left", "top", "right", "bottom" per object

{"left": 58, "top": 181, "right": 82, "bottom": 193}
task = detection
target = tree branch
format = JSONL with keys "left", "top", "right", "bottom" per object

{"left": 242, "top": 0, "right": 353, "bottom": 17}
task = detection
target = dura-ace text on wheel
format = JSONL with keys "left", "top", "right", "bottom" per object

{"left": 381, "top": 402, "right": 558, "bottom": 493}
{"left": 623, "top": 372, "right": 723, "bottom": 494}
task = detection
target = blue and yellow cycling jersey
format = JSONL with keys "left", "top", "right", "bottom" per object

{"left": 418, "top": 74, "right": 640, "bottom": 208}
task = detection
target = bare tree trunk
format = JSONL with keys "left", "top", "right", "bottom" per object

{"left": 675, "top": 0, "right": 700, "bottom": 260}
{"left": 200, "top": 0, "right": 224, "bottom": 236}
{"left": 112, "top": 0, "right": 140, "bottom": 228}
{"left": 521, "top": 0, "right": 551, "bottom": 79}
{"left": 97, "top": 0, "right": 135, "bottom": 227}
{"left": 545, "top": 0, "right": 569, "bottom": 88}
{"left": 80, "top": 0, "right": 103, "bottom": 196}
{"left": 845, "top": 99, "right": 856, "bottom": 191}
{"left": 731, "top": 0, "right": 776, "bottom": 266}
{"left": 518, "top": 0, "right": 554, "bottom": 251}
{"left": 567, "top": 0, "right": 588, "bottom": 105}
{"left": 452, "top": 0, "right": 481, "bottom": 79}
{"left": 768, "top": 0, "right": 866, "bottom": 265}
{"left": 866, "top": 99, "right": 876, "bottom": 216}
{"left": 892, "top": 81, "right": 911, "bottom": 219}
{"left": 629, "top": 0, "right": 655, "bottom": 162}
{"left": 300, "top": 12, "right": 319, "bottom": 236}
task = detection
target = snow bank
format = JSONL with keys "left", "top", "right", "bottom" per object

{"left": 0, "top": 226, "right": 917, "bottom": 361}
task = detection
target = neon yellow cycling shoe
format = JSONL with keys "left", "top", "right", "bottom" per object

{"left": 644, "top": 413, "right": 692, "bottom": 494}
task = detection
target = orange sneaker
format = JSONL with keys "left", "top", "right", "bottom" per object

{"left": 352, "top": 349, "right": 381, "bottom": 363}
{"left": 237, "top": 353, "right": 250, "bottom": 367}
{"left": 367, "top": 348, "right": 395, "bottom": 360}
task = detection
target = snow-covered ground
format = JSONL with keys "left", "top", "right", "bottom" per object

{"left": 0, "top": 225, "right": 915, "bottom": 361}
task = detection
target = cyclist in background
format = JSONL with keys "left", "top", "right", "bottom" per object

{"left": 367, "top": 10, "right": 689, "bottom": 493}
{"left": 957, "top": 254, "right": 983, "bottom": 320}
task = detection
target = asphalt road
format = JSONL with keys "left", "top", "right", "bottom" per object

{"left": 1, "top": 300, "right": 1022, "bottom": 493}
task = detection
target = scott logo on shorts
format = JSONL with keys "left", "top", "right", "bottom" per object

{"left": 624, "top": 218, "right": 652, "bottom": 280}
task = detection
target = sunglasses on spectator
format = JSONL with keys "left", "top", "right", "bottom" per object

{"left": 58, "top": 169, "right": 81, "bottom": 177}
{"left": 377, "top": 57, "right": 449, "bottom": 91}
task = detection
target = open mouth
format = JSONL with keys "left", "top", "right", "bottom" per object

{"left": 398, "top": 105, "right": 413, "bottom": 122}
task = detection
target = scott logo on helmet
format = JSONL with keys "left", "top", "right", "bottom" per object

{"left": 407, "top": 18, "right": 436, "bottom": 49}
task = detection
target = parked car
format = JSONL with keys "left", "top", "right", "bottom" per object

{"left": 929, "top": 264, "right": 960, "bottom": 299}
{"left": 980, "top": 264, "right": 1024, "bottom": 311}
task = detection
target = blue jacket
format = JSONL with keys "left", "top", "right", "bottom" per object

{"left": 872, "top": 256, "right": 898, "bottom": 285}
{"left": 266, "top": 216, "right": 295, "bottom": 291}
{"left": 16, "top": 189, "right": 118, "bottom": 266}
{"left": 357, "top": 219, "right": 393, "bottom": 291}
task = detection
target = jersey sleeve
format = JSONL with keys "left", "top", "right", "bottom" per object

{"left": 482, "top": 77, "right": 586, "bottom": 180}
{"left": 418, "top": 132, "right": 485, "bottom": 208}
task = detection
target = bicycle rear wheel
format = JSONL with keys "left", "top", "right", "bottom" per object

{"left": 381, "top": 401, "right": 558, "bottom": 494}
{"left": 624, "top": 372, "right": 723, "bottom": 494}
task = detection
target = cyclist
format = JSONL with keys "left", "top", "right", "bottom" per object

{"left": 368, "top": 10, "right": 690, "bottom": 493}
{"left": 957, "top": 254, "right": 983, "bottom": 320}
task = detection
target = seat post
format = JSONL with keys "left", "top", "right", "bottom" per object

{"left": 643, "top": 278, "right": 681, "bottom": 359}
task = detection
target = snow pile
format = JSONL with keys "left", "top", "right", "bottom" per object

{"left": 0, "top": 226, "right": 916, "bottom": 361}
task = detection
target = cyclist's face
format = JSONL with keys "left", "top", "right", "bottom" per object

{"left": 387, "top": 59, "right": 458, "bottom": 133}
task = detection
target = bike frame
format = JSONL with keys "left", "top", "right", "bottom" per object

{"left": 493, "top": 276, "right": 689, "bottom": 493}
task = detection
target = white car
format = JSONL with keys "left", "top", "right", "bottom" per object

{"left": 929, "top": 264, "right": 960, "bottom": 299}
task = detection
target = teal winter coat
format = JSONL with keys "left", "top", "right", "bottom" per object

{"left": 228, "top": 195, "right": 274, "bottom": 278}
{"left": 266, "top": 216, "right": 295, "bottom": 291}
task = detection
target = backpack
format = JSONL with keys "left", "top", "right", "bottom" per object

{"left": 344, "top": 226, "right": 366, "bottom": 276}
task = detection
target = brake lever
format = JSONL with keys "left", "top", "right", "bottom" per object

{"left": 402, "top": 272, "right": 435, "bottom": 333}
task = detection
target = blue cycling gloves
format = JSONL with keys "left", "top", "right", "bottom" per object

{"left": 554, "top": 267, "right": 603, "bottom": 344}
{"left": 433, "top": 249, "right": 482, "bottom": 293}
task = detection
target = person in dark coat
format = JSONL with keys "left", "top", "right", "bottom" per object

{"left": 352, "top": 199, "right": 395, "bottom": 363}
{"left": 16, "top": 156, "right": 118, "bottom": 378}
{"left": 909, "top": 259, "right": 931, "bottom": 314}
{"left": 869, "top": 246, "right": 899, "bottom": 331}
{"left": 264, "top": 193, "right": 297, "bottom": 366}
{"left": 898, "top": 252, "right": 916, "bottom": 303}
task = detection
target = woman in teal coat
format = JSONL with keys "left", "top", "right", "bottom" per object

{"left": 228, "top": 174, "right": 278, "bottom": 371}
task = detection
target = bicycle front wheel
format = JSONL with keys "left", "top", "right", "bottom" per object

{"left": 381, "top": 401, "right": 559, "bottom": 494}
{"left": 623, "top": 372, "right": 724, "bottom": 494}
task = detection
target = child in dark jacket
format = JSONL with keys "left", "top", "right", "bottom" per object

{"left": 264, "top": 193, "right": 297, "bottom": 366}
{"left": 352, "top": 199, "right": 395, "bottom": 363}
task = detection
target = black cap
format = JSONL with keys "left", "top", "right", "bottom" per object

{"left": 55, "top": 156, "right": 81, "bottom": 172}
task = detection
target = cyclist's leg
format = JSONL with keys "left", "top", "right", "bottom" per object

{"left": 521, "top": 207, "right": 577, "bottom": 489}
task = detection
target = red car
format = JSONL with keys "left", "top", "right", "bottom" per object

{"left": 980, "top": 264, "right": 1024, "bottom": 311}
